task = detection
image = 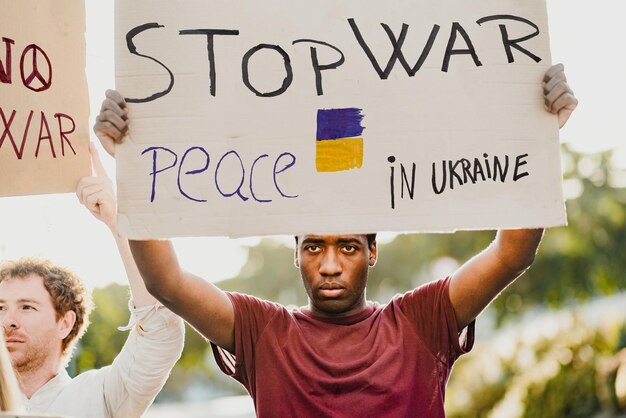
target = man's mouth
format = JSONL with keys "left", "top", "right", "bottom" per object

{"left": 319, "top": 283, "right": 344, "bottom": 298}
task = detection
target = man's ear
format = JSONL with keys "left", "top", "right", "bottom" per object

{"left": 57, "top": 310, "right": 76, "bottom": 340}
{"left": 294, "top": 247, "right": 300, "bottom": 268}
{"left": 368, "top": 241, "right": 378, "bottom": 267}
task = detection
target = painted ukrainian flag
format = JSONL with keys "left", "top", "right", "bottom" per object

{"left": 316, "top": 108, "right": 365, "bottom": 172}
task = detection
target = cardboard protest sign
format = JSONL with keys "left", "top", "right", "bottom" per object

{"left": 115, "top": 0, "right": 564, "bottom": 239}
{"left": 0, "top": 0, "right": 90, "bottom": 196}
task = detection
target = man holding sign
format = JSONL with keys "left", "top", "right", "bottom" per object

{"left": 95, "top": 63, "right": 576, "bottom": 416}
{"left": 0, "top": 146, "right": 184, "bottom": 418}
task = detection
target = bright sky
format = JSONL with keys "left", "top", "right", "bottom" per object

{"left": 0, "top": 1, "right": 624, "bottom": 290}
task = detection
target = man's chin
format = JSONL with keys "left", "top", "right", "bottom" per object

{"left": 314, "top": 299, "right": 354, "bottom": 316}
{"left": 8, "top": 351, "right": 29, "bottom": 369}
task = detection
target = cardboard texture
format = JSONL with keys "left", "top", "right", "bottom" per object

{"left": 0, "top": 0, "right": 90, "bottom": 196}
{"left": 115, "top": 0, "right": 564, "bottom": 239}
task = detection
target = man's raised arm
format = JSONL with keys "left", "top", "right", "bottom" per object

{"left": 77, "top": 142, "right": 185, "bottom": 416}
{"left": 128, "top": 240, "right": 235, "bottom": 352}
{"left": 94, "top": 90, "right": 235, "bottom": 353}
{"left": 77, "top": 142, "right": 156, "bottom": 308}
{"left": 449, "top": 63, "right": 578, "bottom": 331}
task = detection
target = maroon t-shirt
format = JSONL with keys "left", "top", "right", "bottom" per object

{"left": 211, "top": 277, "right": 474, "bottom": 418}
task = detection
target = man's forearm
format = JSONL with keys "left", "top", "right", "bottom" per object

{"left": 113, "top": 235, "right": 157, "bottom": 308}
{"left": 493, "top": 228, "right": 544, "bottom": 276}
{"left": 449, "top": 228, "right": 544, "bottom": 330}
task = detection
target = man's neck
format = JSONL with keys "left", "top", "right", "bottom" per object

{"left": 17, "top": 359, "right": 61, "bottom": 399}
{"left": 308, "top": 298, "right": 369, "bottom": 318}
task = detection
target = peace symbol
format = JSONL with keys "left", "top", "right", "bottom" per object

{"left": 20, "top": 44, "right": 52, "bottom": 92}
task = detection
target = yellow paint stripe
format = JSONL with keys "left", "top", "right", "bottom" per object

{"left": 316, "top": 137, "right": 363, "bottom": 172}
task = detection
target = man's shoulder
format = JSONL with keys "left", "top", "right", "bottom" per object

{"left": 64, "top": 366, "right": 110, "bottom": 386}
{"left": 226, "top": 291, "right": 291, "bottom": 316}
{"left": 387, "top": 277, "right": 452, "bottom": 307}
{"left": 32, "top": 368, "right": 108, "bottom": 416}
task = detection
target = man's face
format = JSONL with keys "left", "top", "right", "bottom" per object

{"left": 295, "top": 234, "right": 377, "bottom": 317}
{"left": 0, "top": 274, "right": 66, "bottom": 372}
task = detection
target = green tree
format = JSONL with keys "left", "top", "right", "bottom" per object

{"left": 492, "top": 146, "right": 626, "bottom": 323}
{"left": 74, "top": 284, "right": 129, "bottom": 373}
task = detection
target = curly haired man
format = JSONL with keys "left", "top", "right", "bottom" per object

{"left": 0, "top": 146, "right": 185, "bottom": 418}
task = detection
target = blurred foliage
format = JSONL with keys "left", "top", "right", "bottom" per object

{"left": 446, "top": 303, "right": 626, "bottom": 418}
{"left": 71, "top": 145, "right": 626, "bottom": 409}
{"left": 507, "top": 147, "right": 626, "bottom": 321}
{"left": 74, "top": 284, "right": 129, "bottom": 373}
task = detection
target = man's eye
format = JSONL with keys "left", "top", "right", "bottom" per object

{"left": 306, "top": 245, "right": 321, "bottom": 253}
{"left": 343, "top": 245, "right": 357, "bottom": 253}
{"left": 0, "top": 306, "right": 6, "bottom": 312}
{"left": 22, "top": 305, "right": 35, "bottom": 310}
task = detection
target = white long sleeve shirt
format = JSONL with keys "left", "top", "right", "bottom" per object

{"left": 20, "top": 302, "right": 185, "bottom": 418}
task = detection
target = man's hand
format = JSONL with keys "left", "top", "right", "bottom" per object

{"left": 78, "top": 142, "right": 159, "bottom": 307}
{"left": 544, "top": 63, "right": 578, "bottom": 129}
{"left": 76, "top": 143, "right": 118, "bottom": 233}
{"left": 93, "top": 90, "right": 129, "bottom": 158}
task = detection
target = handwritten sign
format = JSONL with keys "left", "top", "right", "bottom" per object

{"left": 0, "top": 0, "right": 90, "bottom": 197}
{"left": 115, "top": 0, "right": 565, "bottom": 239}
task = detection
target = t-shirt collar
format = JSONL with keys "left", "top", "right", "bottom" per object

{"left": 300, "top": 301, "right": 377, "bottom": 325}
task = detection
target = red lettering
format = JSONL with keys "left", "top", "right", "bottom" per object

{"left": 0, "top": 108, "right": 34, "bottom": 160}
{"left": 20, "top": 44, "right": 52, "bottom": 92}
{"left": 35, "top": 111, "right": 56, "bottom": 159}
{"left": 0, "top": 37, "right": 14, "bottom": 84}
{"left": 54, "top": 113, "right": 76, "bottom": 156}
{"left": 0, "top": 107, "right": 80, "bottom": 160}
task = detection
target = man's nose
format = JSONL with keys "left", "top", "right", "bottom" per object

{"left": 319, "top": 249, "right": 342, "bottom": 276}
{"left": 1, "top": 310, "right": 19, "bottom": 329}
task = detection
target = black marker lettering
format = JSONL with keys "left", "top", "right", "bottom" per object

{"left": 292, "top": 39, "right": 345, "bottom": 96}
{"left": 432, "top": 161, "right": 447, "bottom": 195}
{"left": 388, "top": 156, "right": 396, "bottom": 209}
{"left": 401, "top": 162, "right": 416, "bottom": 199}
{"left": 493, "top": 155, "right": 509, "bottom": 182}
{"left": 513, "top": 153, "right": 529, "bottom": 181}
{"left": 125, "top": 23, "right": 174, "bottom": 103}
{"left": 477, "top": 15, "right": 541, "bottom": 64}
{"left": 442, "top": 22, "right": 482, "bottom": 72}
{"left": 179, "top": 29, "right": 239, "bottom": 97}
{"left": 242, "top": 44, "right": 293, "bottom": 97}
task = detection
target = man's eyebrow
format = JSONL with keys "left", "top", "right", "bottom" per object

{"left": 301, "top": 238, "right": 325, "bottom": 245}
{"left": 337, "top": 238, "right": 363, "bottom": 245}
{"left": 16, "top": 299, "right": 41, "bottom": 305}
{"left": 0, "top": 298, "right": 41, "bottom": 305}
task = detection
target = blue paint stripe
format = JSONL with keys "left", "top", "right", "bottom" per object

{"left": 316, "top": 108, "right": 364, "bottom": 140}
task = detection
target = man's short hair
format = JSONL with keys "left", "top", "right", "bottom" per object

{"left": 295, "top": 234, "right": 377, "bottom": 247}
{"left": 365, "top": 234, "right": 377, "bottom": 247}
{"left": 0, "top": 258, "right": 93, "bottom": 359}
